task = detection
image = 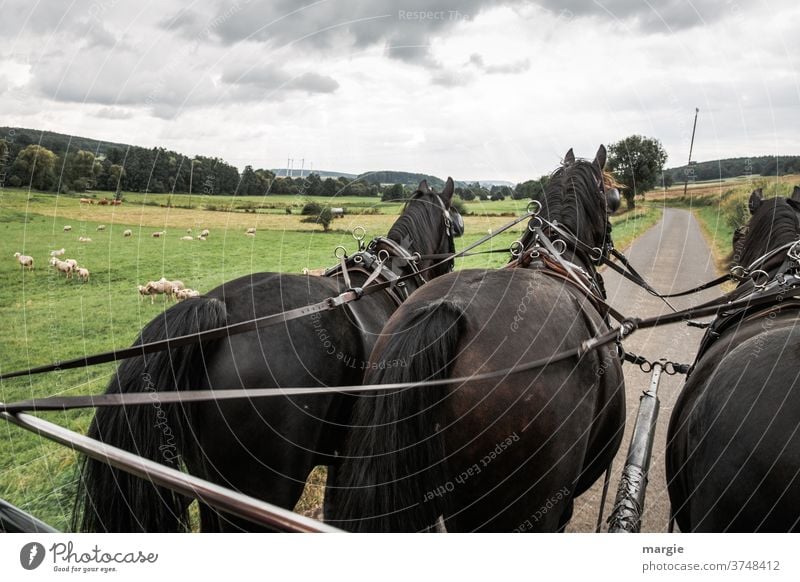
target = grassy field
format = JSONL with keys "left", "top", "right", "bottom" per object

{"left": 0, "top": 188, "right": 660, "bottom": 530}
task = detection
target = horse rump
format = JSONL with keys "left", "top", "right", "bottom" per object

{"left": 327, "top": 300, "right": 466, "bottom": 532}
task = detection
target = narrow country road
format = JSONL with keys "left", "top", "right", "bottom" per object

{"left": 567, "top": 207, "right": 723, "bottom": 533}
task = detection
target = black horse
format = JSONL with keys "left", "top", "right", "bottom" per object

{"left": 75, "top": 179, "right": 460, "bottom": 532}
{"left": 326, "top": 147, "right": 625, "bottom": 532}
{"left": 666, "top": 187, "right": 800, "bottom": 532}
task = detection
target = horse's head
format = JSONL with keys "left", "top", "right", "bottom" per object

{"left": 735, "top": 186, "right": 800, "bottom": 278}
{"left": 521, "top": 145, "right": 617, "bottom": 269}
{"left": 386, "top": 177, "right": 462, "bottom": 279}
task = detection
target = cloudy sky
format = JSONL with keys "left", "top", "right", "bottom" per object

{"left": 1, "top": 0, "right": 798, "bottom": 182}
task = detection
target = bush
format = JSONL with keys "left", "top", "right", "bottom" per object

{"left": 301, "top": 206, "right": 333, "bottom": 231}
{"left": 457, "top": 188, "right": 475, "bottom": 201}
{"left": 302, "top": 201, "right": 322, "bottom": 215}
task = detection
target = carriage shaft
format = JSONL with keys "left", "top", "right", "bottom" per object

{"left": 608, "top": 363, "right": 663, "bottom": 533}
{"left": 0, "top": 410, "right": 341, "bottom": 533}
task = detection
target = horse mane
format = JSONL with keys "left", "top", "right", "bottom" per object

{"left": 519, "top": 159, "right": 609, "bottom": 259}
{"left": 387, "top": 191, "right": 442, "bottom": 253}
{"left": 737, "top": 197, "right": 800, "bottom": 267}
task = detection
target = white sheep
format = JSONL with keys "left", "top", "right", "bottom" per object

{"left": 78, "top": 236, "right": 92, "bottom": 243}
{"left": 97, "top": 225, "right": 106, "bottom": 231}
{"left": 63, "top": 225, "right": 72, "bottom": 232}
{"left": 186, "top": 228, "right": 192, "bottom": 234}
{"left": 246, "top": 227, "right": 256, "bottom": 234}
{"left": 137, "top": 284, "right": 159, "bottom": 304}
{"left": 14, "top": 252, "right": 34, "bottom": 270}
{"left": 197, "top": 235, "right": 207, "bottom": 241}
{"left": 180, "top": 235, "right": 194, "bottom": 241}
{"left": 175, "top": 288, "right": 200, "bottom": 301}
{"left": 76, "top": 267, "right": 90, "bottom": 282}
{"left": 50, "top": 257, "right": 73, "bottom": 279}
{"left": 200, "top": 229, "right": 210, "bottom": 237}
{"left": 302, "top": 267, "right": 326, "bottom": 276}
{"left": 49, "top": 248, "right": 65, "bottom": 257}
{"left": 123, "top": 229, "right": 132, "bottom": 237}
{"left": 63, "top": 258, "right": 78, "bottom": 270}
{"left": 152, "top": 231, "right": 166, "bottom": 238}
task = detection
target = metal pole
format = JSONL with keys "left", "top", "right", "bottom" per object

{"left": 608, "top": 362, "right": 664, "bottom": 533}
{"left": 0, "top": 498, "right": 59, "bottom": 533}
{"left": 0, "top": 410, "right": 342, "bottom": 533}
{"left": 682, "top": 108, "right": 700, "bottom": 197}
{"left": 188, "top": 159, "right": 194, "bottom": 207}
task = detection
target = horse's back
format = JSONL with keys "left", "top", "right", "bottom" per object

{"left": 377, "top": 268, "right": 625, "bottom": 531}
{"left": 188, "top": 272, "right": 372, "bottom": 509}
{"left": 668, "top": 321, "right": 800, "bottom": 532}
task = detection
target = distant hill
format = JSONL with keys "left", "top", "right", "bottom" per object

{"left": 665, "top": 155, "right": 800, "bottom": 183}
{"left": 356, "top": 170, "right": 445, "bottom": 189}
{"left": 0, "top": 127, "right": 130, "bottom": 158}
{"left": 472, "top": 180, "right": 515, "bottom": 188}
{"left": 270, "top": 168, "right": 358, "bottom": 180}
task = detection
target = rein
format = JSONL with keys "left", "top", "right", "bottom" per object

{"left": 5, "top": 278, "right": 800, "bottom": 414}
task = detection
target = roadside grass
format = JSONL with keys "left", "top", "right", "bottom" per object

{"left": 1, "top": 189, "right": 659, "bottom": 530}
{"left": 656, "top": 175, "right": 800, "bottom": 270}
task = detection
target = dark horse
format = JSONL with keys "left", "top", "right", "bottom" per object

{"left": 75, "top": 179, "right": 460, "bottom": 532}
{"left": 666, "top": 186, "right": 800, "bottom": 532}
{"left": 326, "top": 147, "right": 625, "bottom": 532}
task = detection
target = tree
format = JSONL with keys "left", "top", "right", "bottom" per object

{"left": 108, "top": 164, "right": 125, "bottom": 197}
{"left": 382, "top": 183, "right": 405, "bottom": 202}
{"left": 607, "top": 135, "right": 668, "bottom": 209}
{"left": 67, "top": 150, "right": 97, "bottom": 191}
{"left": 11, "top": 144, "right": 58, "bottom": 191}
{"left": 322, "top": 178, "right": 339, "bottom": 197}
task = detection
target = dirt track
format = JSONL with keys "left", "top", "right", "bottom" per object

{"left": 567, "top": 207, "right": 722, "bottom": 533}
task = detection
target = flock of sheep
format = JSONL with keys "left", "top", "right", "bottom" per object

{"left": 137, "top": 278, "right": 200, "bottom": 303}
{"left": 13, "top": 250, "right": 90, "bottom": 282}
{"left": 13, "top": 223, "right": 215, "bottom": 302}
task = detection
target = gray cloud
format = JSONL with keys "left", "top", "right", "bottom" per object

{"left": 221, "top": 63, "right": 339, "bottom": 93}
{"left": 95, "top": 107, "right": 134, "bottom": 120}
{"left": 188, "top": 1, "right": 500, "bottom": 63}
{"left": 431, "top": 69, "right": 474, "bottom": 87}
{"left": 469, "top": 53, "right": 530, "bottom": 75}
{"left": 533, "top": 0, "right": 728, "bottom": 30}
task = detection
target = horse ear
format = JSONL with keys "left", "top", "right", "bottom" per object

{"left": 417, "top": 179, "right": 430, "bottom": 194}
{"left": 593, "top": 145, "right": 607, "bottom": 170}
{"left": 441, "top": 177, "right": 454, "bottom": 204}
{"left": 792, "top": 185, "right": 800, "bottom": 202}
{"left": 564, "top": 148, "right": 575, "bottom": 164}
{"left": 749, "top": 188, "right": 763, "bottom": 214}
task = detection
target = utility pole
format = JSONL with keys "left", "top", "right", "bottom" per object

{"left": 683, "top": 107, "right": 700, "bottom": 197}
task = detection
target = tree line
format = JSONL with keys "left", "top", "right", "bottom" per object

{"left": 1, "top": 128, "right": 683, "bottom": 209}
{"left": 663, "top": 155, "right": 800, "bottom": 185}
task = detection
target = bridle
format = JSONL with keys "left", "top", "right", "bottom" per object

{"left": 323, "top": 189, "right": 461, "bottom": 304}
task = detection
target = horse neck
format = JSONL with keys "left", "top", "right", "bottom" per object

{"left": 385, "top": 206, "right": 447, "bottom": 285}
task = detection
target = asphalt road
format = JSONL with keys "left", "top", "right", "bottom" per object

{"left": 567, "top": 207, "right": 722, "bottom": 533}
